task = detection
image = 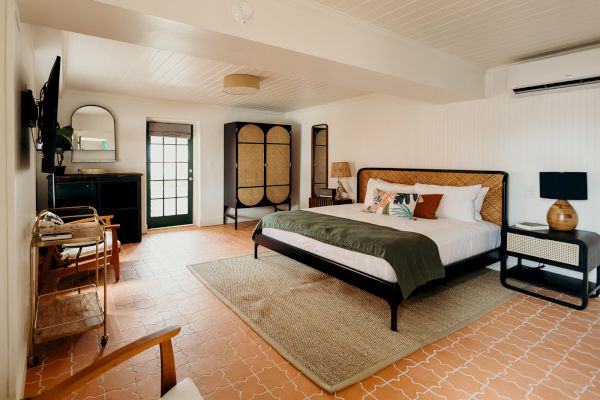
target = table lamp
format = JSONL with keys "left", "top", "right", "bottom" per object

{"left": 540, "top": 172, "right": 587, "bottom": 231}
{"left": 331, "top": 162, "right": 351, "bottom": 200}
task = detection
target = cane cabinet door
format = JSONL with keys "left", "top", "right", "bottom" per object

{"left": 237, "top": 124, "right": 265, "bottom": 206}
{"left": 265, "top": 126, "right": 290, "bottom": 204}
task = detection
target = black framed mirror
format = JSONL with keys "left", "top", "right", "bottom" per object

{"left": 71, "top": 105, "right": 117, "bottom": 162}
{"left": 311, "top": 124, "right": 328, "bottom": 197}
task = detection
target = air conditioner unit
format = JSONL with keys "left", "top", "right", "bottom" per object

{"left": 507, "top": 47, "right": 600, "bottom": 95}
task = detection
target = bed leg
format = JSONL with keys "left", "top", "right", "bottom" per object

{"left": 254, "top": 243, "right": 258, "bottom": 259}
{"left": 389, "top": 285, "right": 401, "bottom": 331}
{"left": 389, "top": 300, "right": 399, "bottom": 331}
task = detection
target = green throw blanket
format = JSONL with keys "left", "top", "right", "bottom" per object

{"left": 253, "top": 210, "right": 444, "bottom": 298}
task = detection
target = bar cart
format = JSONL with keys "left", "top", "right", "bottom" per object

{"left": 28, "top": 206, "right": 109, "bottom": 367}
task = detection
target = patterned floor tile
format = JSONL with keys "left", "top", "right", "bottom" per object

{"left": 24, "top": 223, "right": 600, "bottom": 399}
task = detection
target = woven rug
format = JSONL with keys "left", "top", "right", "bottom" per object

{"left": 187, "top": 253, "right": 515, "bottom": 392}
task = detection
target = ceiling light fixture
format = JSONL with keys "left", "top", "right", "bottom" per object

{"left": 223, "top": 74, "right": 260, "bottom": 95}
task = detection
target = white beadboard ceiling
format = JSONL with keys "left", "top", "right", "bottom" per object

{"left": 309, "top": 0, "right": 600, "bottom": 67}
{"left": 23, "top": 0, "right": 600, "bottom": 110}
{"left": 64, "top": 32, "right": 366, "bottom": 112}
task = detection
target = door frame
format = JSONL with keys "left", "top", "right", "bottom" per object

{"left": 146, "top": 122, "right": 194, "bottom": 229}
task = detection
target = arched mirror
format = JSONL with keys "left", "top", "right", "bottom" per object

{"left": 311, "top": 124, "right": 328, "bottom": 197}
{"left": 71, "top": 105, "right": 117, "bottom": 162}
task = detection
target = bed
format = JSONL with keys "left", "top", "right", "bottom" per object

{"left": 253, "top": 168, "right": 508, "bottom": 330}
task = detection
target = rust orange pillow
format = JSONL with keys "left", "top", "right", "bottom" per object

{"left": 414, "top": 194, "right": 443, "bottom": 219}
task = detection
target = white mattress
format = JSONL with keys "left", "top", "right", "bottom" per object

{"left": 261, "top": 203, "right": 501, "bottom": 283}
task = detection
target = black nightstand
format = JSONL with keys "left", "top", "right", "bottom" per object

{"left": 308, "top": 197, "right": 353, "bottom": 208}
{"left": 501, "top": 226, "right": 600, "bottom": 310}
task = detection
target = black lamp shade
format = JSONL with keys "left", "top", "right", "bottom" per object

{"left": 540, "top": 172, "right": 587, "bottom": 200}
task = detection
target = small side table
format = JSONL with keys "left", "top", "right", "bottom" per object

{"left": 501, "top": 226, "right": 600, "bottom": 310}
{"left": 309, "top": 197, "right": 353, "bottom": 208}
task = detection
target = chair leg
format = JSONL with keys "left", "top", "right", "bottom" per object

{"left": 254, "top": 243, "right": 258, "bottom": 259}
{"left": 75, "top": 247, "right": 83, "bottom": 293}
{"left": 112, "top": 255, "right": 120, "bottom": 282}
{"left": 110, "top": 228, "right": 121, "bottom": 282}
{"left": 40, "top": 247, "right": 60, "bottom": 293}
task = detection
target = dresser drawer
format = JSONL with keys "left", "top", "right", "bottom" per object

{"left": 507, "top": 232, "right": 579, "bottom": 266}
{"left": 309, "top": 197, "right": 334, "bottom": 208}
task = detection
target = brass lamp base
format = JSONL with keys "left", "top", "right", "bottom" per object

{"left": 547, "top": 199, "right": 578, "bottom": 231}
{"left": 335, "top": 179, "right": 347, "bottom": 201}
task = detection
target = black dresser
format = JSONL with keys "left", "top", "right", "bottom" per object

{"left": 47, "top": 173, "right": 142, "bottom": 243}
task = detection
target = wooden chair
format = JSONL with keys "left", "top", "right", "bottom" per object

{"left": 25, "top": 325, "right": 204, "bottom": 399}
{"left": 40, "top": 215, "right": 121, "bottom": 286}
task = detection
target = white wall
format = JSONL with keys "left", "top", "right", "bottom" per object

{"left": 288, "top": 66, "right": 600, "bottom": 233}
{"left": 36, "top": 90, "right": 294, "bottom": 228}
{"left": 1, "top": 1, "right": 37, "bottom": 398}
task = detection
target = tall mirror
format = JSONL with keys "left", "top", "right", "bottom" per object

{"left": 311, "top": 124, "right": 328, "bottom": 197}
{"left": 71, "top": 105, "right": 117, "bottom": 162}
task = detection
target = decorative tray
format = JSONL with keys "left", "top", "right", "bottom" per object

{"left": 78, "top": 168, "right": 108, "bottom": 174}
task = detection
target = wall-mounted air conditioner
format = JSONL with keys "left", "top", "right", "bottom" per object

{"left": 507, "top": 47, "right": 600, "bottom": 95}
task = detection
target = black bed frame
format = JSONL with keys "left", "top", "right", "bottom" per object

{"left": 253, "top": 168, "right": 508, "bottom": 331}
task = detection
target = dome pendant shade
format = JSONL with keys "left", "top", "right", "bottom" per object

{"left": 223, "top": 74, "right": 260, "bottom": 95}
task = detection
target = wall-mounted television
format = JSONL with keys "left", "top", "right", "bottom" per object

{"left": 38, "top": 56, "right": 61, "bottom": 173}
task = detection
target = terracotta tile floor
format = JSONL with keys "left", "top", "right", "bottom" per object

{"left": 25, "top": 222, "right": 600, "bottom": 399}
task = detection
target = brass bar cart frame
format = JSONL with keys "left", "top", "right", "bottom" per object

{"left": 28, "top": 206, "right": 109, "bottom": 367}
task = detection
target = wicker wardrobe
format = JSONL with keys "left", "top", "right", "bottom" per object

{"left": 224, "top": 122, "right": 292, "bottom": 229}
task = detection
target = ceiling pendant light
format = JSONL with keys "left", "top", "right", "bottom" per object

{"left": 223, "top": 74, "right": 260, "bottom": 95}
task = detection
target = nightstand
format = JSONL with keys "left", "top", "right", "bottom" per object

{"left": 502, "top": 226, "right": 600, "bottom": 310}
{"left": 308, "top": 197, "right": 353, "bottom": 208}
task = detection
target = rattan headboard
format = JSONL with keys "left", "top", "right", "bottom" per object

{"left": 357, "top": 168, "right": 508, "bottom": 227}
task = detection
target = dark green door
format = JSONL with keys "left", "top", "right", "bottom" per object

{"left": 146, "top": 122, "right": 193, "bottom": 229}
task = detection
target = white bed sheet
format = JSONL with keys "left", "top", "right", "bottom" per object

{"left": 261, "top": 203, "right": 501, "bottom": 283}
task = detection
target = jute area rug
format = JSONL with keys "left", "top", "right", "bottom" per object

{"left": 187, "top": 253, "right": 515, "bottom": 392}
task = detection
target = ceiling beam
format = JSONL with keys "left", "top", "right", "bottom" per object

{"left": 17, "top": 0, "right": 485, "bottom": 103}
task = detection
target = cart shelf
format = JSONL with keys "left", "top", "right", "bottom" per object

{"left": 34, "top": 286, "right": 104, "bottom": 344}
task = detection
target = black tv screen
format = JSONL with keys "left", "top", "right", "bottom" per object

{"left": 39, "top": 56, "right": 61, "bottom": 173}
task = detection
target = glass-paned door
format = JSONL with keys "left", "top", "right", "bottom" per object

{"left": 146, "top": 122, "right": 193, "bottom": 228}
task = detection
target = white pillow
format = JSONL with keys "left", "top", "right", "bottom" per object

{"left": 414, "top": 183, "right": 481, "bottom": 222}
{"left": 363, "top": 179, "right": 415, "bottom": 207}
{"left": 474, "top": 187, "right": 489, "bottom": 221}
{"left": 377, "top": 180, "right": 415, "bottom": 195}
{"left": 364, "top": 178, "right": 380, "bottom": 207}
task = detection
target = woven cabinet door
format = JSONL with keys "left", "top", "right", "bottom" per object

{"left": 238, "top": 124, "right": 264, "bottom": 143}
{"left": 266, "top": 126, "right": 290, "bottom": 204}
{"left": 237, "top": 125, "right": 265, "bottom": 206}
